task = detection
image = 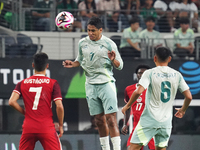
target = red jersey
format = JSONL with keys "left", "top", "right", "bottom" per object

{"left": 124, "top": 83, "right": 146, "bottom": 128}
{"left": 13, "top": 74, "right": 62, "bottom": 133}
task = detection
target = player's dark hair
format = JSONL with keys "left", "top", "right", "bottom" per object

{"left": 135, "top": 64, "right": 150, "bottom": 73}
{"left": 155, "top": 47, "right": 172, "bottom": 62}
{"left": 129, "top": 17, "right": 139, "bottom": 25}
{"left": 33, "top": 52, "right": 48, "bottom": 71}
{"left": 145, "top": 16, "right": 155, "bottom": 23}
{"left": 87, "top": 17, "right": 103, "bottom": 29}
{"left": 179, "top": 17, "right": 189, "bottom": 24}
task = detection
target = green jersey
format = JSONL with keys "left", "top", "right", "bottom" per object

{"left": 174, "top": 28, "right": 194, "bottom": 47}
{"left": 120, "top": 27, "right": 140, "bottom": 48}
{"left": 139, "top": 66, "right": 189, "bottom": 128}
{"left": 139, "top": 29, "right": 163, "bottom": 46}
{"left": 75, "top": 35, "right": 123, "bottom": 84}
{"left": 140, "top": 7, "right": 157, "bottom": 19}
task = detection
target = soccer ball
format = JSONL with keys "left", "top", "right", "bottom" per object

{"left": 55, "top": 11, "right": 74, "bottom": 29}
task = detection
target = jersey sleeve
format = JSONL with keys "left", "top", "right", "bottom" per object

{"left": 114, "top": 47, "right": 123, "bottom": 70}
{"left": 13, "top": 81, "right": 22, "bottom": 95}
{"left": 178, "top": 73, "right": 189, "bottom": 93}
{"left": 174, "top": 30, "right": 180, "bottom": 45}
{"left": 96, "top": 0, "right": 104, "bottom": 11}
{"left": 138, "top": 70, "right": 151, "bottom": 89}
{"left": 78, "top": 1, "right": 86, "bottom": 10}
{"left": 110, "top": 40, "right": 123, "bottom": 70}
{"left": 114, "top": 0, "right": 120, "bottom": 10}
{"left": 191, "top": 3, "right": 198, "bottom": 12}
{"left": 105, "top": 38, "right": 123, "bottom": 70}
{"left": 52, "top": 81, "right": 62, "bottom": 101}
{"left": 75, "top": 40, "right": 83, "bottom": 63}
{"left": 188, "top": 29, "right": 194, "bottom": 44}
{"left": 123, "top": 28, "right": 130, "bottom": 39}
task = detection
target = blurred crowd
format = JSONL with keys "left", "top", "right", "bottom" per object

{"left": 119, "top": 16, "right": 197, "bottom": 59}
{"left": 0, "top": 0, "right": 199, "bottom": 32}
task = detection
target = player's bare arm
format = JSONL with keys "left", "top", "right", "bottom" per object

{"left": 108, "top": 50, "right": 120, "bottom": 68}
{"left": 121, "top": 108, "right": 131, "bottom": 135}
{"left": 122, "top": 85, "right": 145, "bottom": 115}
{"left": 127, "top": 39, "right": 141, "bottom": 51}
{"left": 9, "top": 92, "right": 25, "bottom": 115}
{"left": 55, "top": 100, "right": 64, "bottom": 137}
{"left": 175, "top": 89, "right": 192, "bottom": 118}
{"left": 62, "top": 60, "right": 80, "bottom": 68}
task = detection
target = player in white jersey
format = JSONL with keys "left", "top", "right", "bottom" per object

{"left": 122, "top": 47, "right": 192, "bottom": 150}
{"left": 63, "top": 17, "right": 123, "bottom": 150}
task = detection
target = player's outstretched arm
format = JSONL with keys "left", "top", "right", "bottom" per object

{"left": 62, "top": 60, "right": 80, "bottom": 68}
{"left": 175, "top": 89, "right": 192, "bottom": 118}
{"left": 9, "top": 92, "right": 25, "bottom": 115}
{"left": 122, "top": 85, "right": 144, "bottom": 115}
{"left": 55, "top": 100, "right": 64, "bottom": 137}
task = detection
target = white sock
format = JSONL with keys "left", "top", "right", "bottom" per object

{"left": 99, "top": 136, "right": 110, "bottom": 150}
{"left": 111, "top": 136, "right": 121, "bottom": 150}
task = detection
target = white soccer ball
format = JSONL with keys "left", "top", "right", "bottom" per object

{"left": 55, "top": 11, "right": 74, "bottom": 29}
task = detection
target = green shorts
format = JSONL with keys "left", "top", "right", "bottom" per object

{"left": 85, "top": 81, "right": 118, "bottom": 116}
{"left": 130, "top": 121, "right": 172, "bottom": 148}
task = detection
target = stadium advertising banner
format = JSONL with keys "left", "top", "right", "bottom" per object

{"left": 0, "top": 58, "right": 200, "bottom": 99}
{"left": 0, "top": 134, "right": 200, "bottom": 150}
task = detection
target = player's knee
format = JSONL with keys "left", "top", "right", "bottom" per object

{"left": 95, "top": 117, "right": 106, "bottom": 127}
{"left": 106, "top": 117, "right": 117, "bottom": 128}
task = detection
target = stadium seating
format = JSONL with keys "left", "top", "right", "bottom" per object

{"left": 17, "top": 33, "right": 43, "bottom": 57}
{"left": 0, "top": 33, "right": 21, "bottom": 58}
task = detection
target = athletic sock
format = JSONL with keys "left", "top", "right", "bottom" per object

{"left": 111, "top": 136, "right": 121, "bottom": 150}
{"left": 99, "top": 136, "right": 110, "bottom": 150}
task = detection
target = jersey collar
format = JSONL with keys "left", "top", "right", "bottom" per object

{"left": 34, "top": 74, "right": 45, "bottom": 76}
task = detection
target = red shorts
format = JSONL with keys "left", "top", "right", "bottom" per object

{"left": 127, "top": 128, "right": 155, "bottom": 150}
{"left": 19, "top": 132, "right": 62, "bottom": 150}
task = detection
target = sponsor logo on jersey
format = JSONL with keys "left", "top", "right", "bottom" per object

{"left": 83, "top": 45, "right": 88, "bottom": 49}
{"left": 108, "top": 106, "right": 113, "bottom": 111}
{"left": 137, "top": 96, "right": 142, "bottom": 102}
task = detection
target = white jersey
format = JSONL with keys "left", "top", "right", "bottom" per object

{"left": 75, "top": 35, "right": 123, "bottom": 84}
{"left": 138, "top": 66, "right": 189, "bottom": 128}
